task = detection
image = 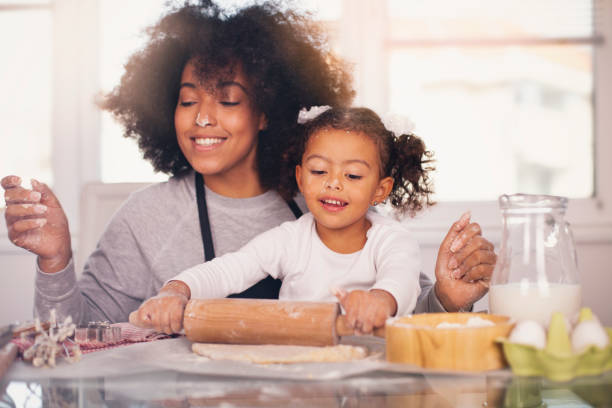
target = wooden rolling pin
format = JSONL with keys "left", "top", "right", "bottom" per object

{"left": 183, "top": 298, "right": 385, "bottom": 346}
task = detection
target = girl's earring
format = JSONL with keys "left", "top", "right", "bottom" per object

{"left": 372, "top": 201, "right": 378, "bottom": 206}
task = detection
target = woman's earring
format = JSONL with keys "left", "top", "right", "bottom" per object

{"left": 372, "top": 201, "right": 378, "bottom": 206}
{"left": 196, "top": 112, "right": 210, "bottom": 127}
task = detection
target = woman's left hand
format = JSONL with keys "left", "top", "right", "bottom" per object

{"left": 434, "top": 212, "right": 497, "bottom": 312}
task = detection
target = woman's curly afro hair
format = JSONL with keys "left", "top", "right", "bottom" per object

{"left": 99, "top": 0, "right": 354, "bottom": 191}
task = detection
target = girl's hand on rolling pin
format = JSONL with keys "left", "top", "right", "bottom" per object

{"left": 1, "top": 175, "right": 72, "bottom": 273}
{"left": 335, "top": 289, "right": 397, "bottom": 335}
{"left": 129, "top": 281, "right": 191, "bottom": 334}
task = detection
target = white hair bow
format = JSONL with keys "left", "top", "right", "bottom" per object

{"left": 381, "top": 112, "right": 416, "bottom": 135}
{"left": 297, "top": 105, "right": 332, "bottom": 124}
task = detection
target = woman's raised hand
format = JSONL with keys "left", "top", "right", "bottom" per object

{"left": 2, "top": 175, "right": 72, "bottom": 273}
{"left": 129, "top": 281, "right": 191, "bottom": 334}
{"left": 434, "top": 212, "right": 497, "bottom": 312}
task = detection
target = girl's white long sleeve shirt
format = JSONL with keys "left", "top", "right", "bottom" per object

{"left": 174, "top": 211, "right": 422, "bottom": 316}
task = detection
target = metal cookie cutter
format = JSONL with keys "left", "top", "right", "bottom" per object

{"left": 74, "top": 321, "right": 121, "bottom": 344}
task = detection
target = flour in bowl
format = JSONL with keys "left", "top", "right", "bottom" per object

{"left": 435, "top": 316, "right": 495, "bottom": 329}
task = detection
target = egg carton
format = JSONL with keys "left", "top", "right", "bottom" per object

{"left": 499, "top": 316, "right": 612, "bottom": 382}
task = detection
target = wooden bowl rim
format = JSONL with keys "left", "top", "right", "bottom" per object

{"left": 387, "top": 312, "right": 513, "bottom": 332}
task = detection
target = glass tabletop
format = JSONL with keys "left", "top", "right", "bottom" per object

{"left": 2, "top": 336, "right": 611, "bottom": 407}
{"left": 2, "top": 366, "right": 611, "bottom": 407}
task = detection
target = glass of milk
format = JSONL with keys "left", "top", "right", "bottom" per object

{"left": 489, "top": 194, "right": 581, "bottom": 326}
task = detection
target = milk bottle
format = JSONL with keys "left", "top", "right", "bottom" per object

{"left": 489, "top": 194, "right": 581, "bottom": 326}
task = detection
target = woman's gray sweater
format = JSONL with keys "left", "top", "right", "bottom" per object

{"left": 34, "top": 172, "right": 445, "bottom": 325}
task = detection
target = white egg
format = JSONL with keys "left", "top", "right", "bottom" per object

{"left": 508, "top": 320, "right": 547, "bottom": 349}
{"left": 571, "top": 320, "right": 610, "bottom": 354}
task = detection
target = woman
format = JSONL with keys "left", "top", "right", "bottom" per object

{"left": 1, "top": 1, "right": 495, "bottom": 325}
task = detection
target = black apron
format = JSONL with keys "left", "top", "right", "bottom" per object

{"left": 195, "top": 173, "right": 302, "bottom": 299}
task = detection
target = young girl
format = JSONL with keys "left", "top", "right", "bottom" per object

{"left": 131, "top": 106, "right": 434, "bottom": 335}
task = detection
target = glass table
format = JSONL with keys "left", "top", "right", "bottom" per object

{"left": 3, "top": 369, "right": 612, "bottom": 407}
{"left": 2, "top": 337, "right": 611, "bottom": 407}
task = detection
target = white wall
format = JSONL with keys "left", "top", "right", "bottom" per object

{"left": 0, "top": 251, "right": 37, "bottom": 325}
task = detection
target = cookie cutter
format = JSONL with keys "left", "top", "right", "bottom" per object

{"left": 74, "top": 321, "right": 122, "bottom": 344}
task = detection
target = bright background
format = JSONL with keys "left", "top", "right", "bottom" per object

{"left": 1, "top": 0, "right": 612, "bottom": 325}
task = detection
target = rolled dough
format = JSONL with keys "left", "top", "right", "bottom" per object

{"left": 192, "top": 343, "right": 368, "bottom": 364}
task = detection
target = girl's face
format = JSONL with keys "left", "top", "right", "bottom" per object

{"left": 174, "top": 61, "right": 267, "bottom": 180}
{"left": 296, "top": 128, "right": 393, "bottom": 234}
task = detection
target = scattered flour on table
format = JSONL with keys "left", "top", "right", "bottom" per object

{"left": 191, "top": 343, "right": 367, "bottom": 364}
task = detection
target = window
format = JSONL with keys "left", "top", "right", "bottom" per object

{"left": 331, "top": 0, "right": 600, "bottom": 202}
{"left": 0, "top": 3, "right": 53, "bottom": 185}
{"left": 1, "top": 0, "right": 610, "bottom": 245}
{"left": 98, "top": 0, "right": 168, "bottom": 183}
{"left": 385, "top": 0, "right": 596, "bottom": 201}
{"left": 327, "top": 0, "right": 611, "bottom": 243}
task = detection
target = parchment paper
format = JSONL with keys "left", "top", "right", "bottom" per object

{"left": 6, "top": 337, "right": 387, "bottom": 381}
{"left": 6, "top": 335, "right": 510, "bottom": 382}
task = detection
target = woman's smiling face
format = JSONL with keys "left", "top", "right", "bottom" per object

{"left": 174, "top": 60, "right": 267, "bottom": 180}
{"left": 296, "top": 128, "right": 392, "bottom": 234}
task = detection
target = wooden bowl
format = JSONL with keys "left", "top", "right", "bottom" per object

{"left": 386, "top": 313, "right": 514, "bottom": 371}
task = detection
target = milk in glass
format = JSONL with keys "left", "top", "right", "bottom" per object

{"left": 489, "top": 194, "right": 581, "bottom": 325}
{"left": 489, "top": 282, "right": 581, "bottom": 326}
